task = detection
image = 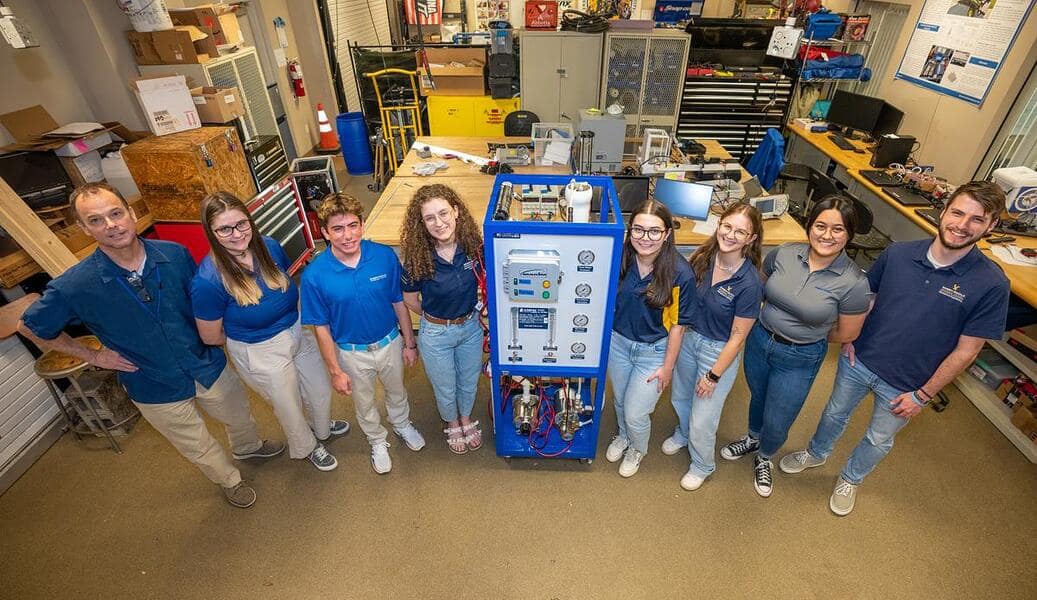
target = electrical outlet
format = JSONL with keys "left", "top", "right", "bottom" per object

{"left": 766, "top": 26, "right": 803, "bottom": 59}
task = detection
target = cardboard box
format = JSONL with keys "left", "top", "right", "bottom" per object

{"left": 190, "top": 86, "right": 245, "bottom": 123}
{"left": 417, "top": 47, "right": 487, "bottom": 96}
{"left": 1010, "top": 403, "right": 1037, "bottom": 443}
{"left": 0, "top": 105, "right": 138, "bottom": 154}
{"left": 168, "top": 5, "right": 242, "bottom": 46}
{"left": 58, "top": 151, "right": 105, "bottom": 186}
{"left": 132, "top": 76, "right": 201, "bottom": 137}
{"left": 126, "top": 26, "right": 219, "bottom": 65}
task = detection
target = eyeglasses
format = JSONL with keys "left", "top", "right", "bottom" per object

{"left": 213, "top": 219, "right": 251, "bottom": 238}
{"left": 811, "top": 222, "right": 848, "bottom": 238}
{"left": 630, "top": 225, "right": 666, "bottom": 241}
{"left": 718, "top": 221, "right": 752, "bottom": 241}
{"left": 126, "top": 272, "right": 152, "bottom": 303}
{"left": 422, "top": 208, "right": 454, "bottom": 226}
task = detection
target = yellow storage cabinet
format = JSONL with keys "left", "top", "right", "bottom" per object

{"left": 428, "top": 96, "right": 521, "bottom": 136}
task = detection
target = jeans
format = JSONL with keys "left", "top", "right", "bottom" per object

{"left": 806, "top": 354, "right": 911, "bottom": 485}
{"left": 418, "top": 315, "right": 483, "bottom": 422}
{"left": 669, "top": 329, "right": 742, "bottom": 478}
{"left": 744, "top": 321, "right": 828, "bottom": 459}
{"left": 607, "top": 331, "right": 668, "bottom": 454}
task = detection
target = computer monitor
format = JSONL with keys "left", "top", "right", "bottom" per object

{"left": 871, "top": 101, "right": 904, "bottom": 138}
{"left": 826, "top": 90, "right": 885, "bottom": 139}
{"left": 591, "top": 176, "right": 650, "bottom": 214}
{"left": 652, "top": 178, "right": 713, "bottom": 221}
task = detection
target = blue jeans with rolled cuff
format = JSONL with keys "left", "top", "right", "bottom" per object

{"left": 417, "top": 315, "right": 483, "bottom": 422}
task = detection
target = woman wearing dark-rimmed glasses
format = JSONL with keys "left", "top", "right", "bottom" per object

{"left": 605, "top": 200, "right": 696, "bottom": 478}
{"left": 190, "top": 191, "right": 350, "bottom": 473}
{"left": 719, "top": 195, "right": 872, "bottom": 498}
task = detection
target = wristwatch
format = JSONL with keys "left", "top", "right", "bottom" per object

{"left": 705, "top": 370, "right": 721, "bottom": 383}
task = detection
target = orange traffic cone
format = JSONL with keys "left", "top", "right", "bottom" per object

{"left": 315, "top": 103, "right": 340, "bottom": 154}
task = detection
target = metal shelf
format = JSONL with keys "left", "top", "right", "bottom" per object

{"left": 800, "top": 38, "right": 872, "bottom": 47}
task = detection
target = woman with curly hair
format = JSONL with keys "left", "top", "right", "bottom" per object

{"left": 662, "top": 203, "right": 764, "bottom": 492}
{"left": 400, "top": 184, "right": 485, "bottom": 454}
{"left": 606, "top": 200, "right": 697, "bottom": 478}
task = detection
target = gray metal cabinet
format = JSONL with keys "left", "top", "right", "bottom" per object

{"left": 601, "top": 29, "right": 690, "bottom": 154}
{"left": 520, "top": 31, "right": 604, "bottom": 123}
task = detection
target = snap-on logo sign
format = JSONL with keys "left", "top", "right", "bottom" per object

{"left": 521, "top": 269, "right": 547, "bottom": 277}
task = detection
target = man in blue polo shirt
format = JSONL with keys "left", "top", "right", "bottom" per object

{"left": 18, "top": 183, "right": 283, "bottom": 509}
{"left": 302, "top": 193, "right": 425, "bottom": 474}
{"left": 779, "top": 181, "right": 1010, "bottom": 515}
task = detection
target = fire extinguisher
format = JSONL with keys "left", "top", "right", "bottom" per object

{"left": 288, "top": 59, "right": 306, "bottom": 97}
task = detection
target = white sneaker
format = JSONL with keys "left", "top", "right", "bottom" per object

{"left": 371, "top": 441, "right": 392, "bottom": 474}
{"left": 394, "top": 423, "right": 426, "bottom": 451}
{"left": 661, "top": 435, "right": 686, "bottom": 456}
{"left": 605, "top": 436, "right": 630, "bottom": 463}
{"left": 619, "top": 448, "right": 644, "bottom": 478}
{"left": 680, "top": 469, "right": 706, "bottom": 491}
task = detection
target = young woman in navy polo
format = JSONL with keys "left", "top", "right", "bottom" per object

{"left": 191, "top": 192, "right": 348, "bottom": 473}
{"left": 400, "top": 184, "right": 486, "bottom": 455}
{"left": 606, "top": 200, "right": 696, "bottom": 478}
{"left": 664, "top": 203, "right": 765, "bottom": 492}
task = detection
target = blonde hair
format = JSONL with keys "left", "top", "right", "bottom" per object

{"left": 200, "top": 191, "right": 289, "bottom": 307}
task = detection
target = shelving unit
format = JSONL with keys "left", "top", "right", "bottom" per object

{"left": 955, "top": 330, "right": 1037, "bottom": 463}
{"left": 789, "top": 38, "right": 871, "bottom": 122}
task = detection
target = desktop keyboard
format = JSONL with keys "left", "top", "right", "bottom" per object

{"left": 828, "top": 134, "right": 857, "bottom": 151}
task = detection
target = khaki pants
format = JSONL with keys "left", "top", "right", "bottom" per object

{"left": 226, "top": 321, "right": 332, "bottom": 459}
{"left": 133, "top": 366, "right": 261, "bottom": 488}
{"left": 337, "top": 335, "right": 411, "bottom": 445}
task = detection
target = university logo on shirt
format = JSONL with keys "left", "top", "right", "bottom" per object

{"left": 938, "top": 283, "right": 965, "bottom": 303}
{"left": 716, "top": 285, "right": 735, "bottom": 302}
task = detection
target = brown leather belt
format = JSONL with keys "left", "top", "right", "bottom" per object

{"left": 423, "top": 312, "right": 473, "bottom": 325}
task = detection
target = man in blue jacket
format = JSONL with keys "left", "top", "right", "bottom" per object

{"left": 19, "top": 183, "right": 283, "bottom": 509}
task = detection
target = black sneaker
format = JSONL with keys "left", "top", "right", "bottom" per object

{"left": 754, "top": 454, "right": 773, "bottom": 498}
{"left": 720, "top": 435, "right": 760, "bottom": 460}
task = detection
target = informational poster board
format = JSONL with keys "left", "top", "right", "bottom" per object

{"left": 894, "top": 0, "right": 1036, "bottom": 106}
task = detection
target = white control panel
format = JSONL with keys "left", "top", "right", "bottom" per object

{"left": 492, "top": 233, "right": 615, "bottom": 367}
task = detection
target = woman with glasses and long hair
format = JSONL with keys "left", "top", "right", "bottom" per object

{"left": 399, "top": 184, "right": 485, "bottom": 455}
{"left": 606, "top": 200, "right": 696, "bottom": 478}
{"left": 719, "top": 195, "right": 872, "bottom": 498}
{"left": 663, "top": 203, "right": 765, "bottom": 492}
{"left": 191, "top": 191, "right": 349, "bottom": 472}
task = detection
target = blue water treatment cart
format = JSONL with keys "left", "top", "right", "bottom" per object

{"left": 484, "top": 174, "right": 625, "bottom": 461}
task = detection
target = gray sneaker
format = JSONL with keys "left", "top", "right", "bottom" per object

{"left": 780, "top": 449, "right": 827, "bottom": 474}
{"left": 233, "top": 439, "right": 286, "bottom": 460}
{"left": 308, "top": 444, "right": 338, "bottom": 472}
{"left": 222, "top": 481, "right": 257, "bottom": 508}
{"left": 830, "top": 477, "right": 858, "bottom": 516}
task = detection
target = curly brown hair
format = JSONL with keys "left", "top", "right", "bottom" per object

{"left": 399, "top": 184, "right": 483, "bottom": 281}
{"left": 317, "top": 192, "right": 364, "bottom": 227}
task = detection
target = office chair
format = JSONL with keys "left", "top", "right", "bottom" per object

{"left": 504, "top": 110, "right": 539, "bottom": 137}
{"left": 776, "top": 165, "right": 840, "bottom": 224}
{"left": 847, "top": 195, "right": 890, "bottom": 260}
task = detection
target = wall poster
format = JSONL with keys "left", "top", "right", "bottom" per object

{"left": 894, "top": 0, "right": 1036, "bottom": 106}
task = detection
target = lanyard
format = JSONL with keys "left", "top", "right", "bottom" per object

{"left": 115, "top": 264, "right": 162, "bottom": 319}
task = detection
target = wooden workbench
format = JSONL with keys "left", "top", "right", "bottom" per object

{"left": 366, "top": 137, "right": 808, "bottom": 248}
{"left": 787, "top": 123, "right": 1037, "bottom": 307}
{"left": 397, "top": 136, "right": 571, "bottom": 177}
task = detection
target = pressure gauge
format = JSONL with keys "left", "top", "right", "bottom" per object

{"left": 577, "top": 250, "right": 595, "bottom": 265}
{"left": 575, "top": 283, "right": 592, "bottom": 297}
{"left": 573, "top": 314, "right": 589, "bottom": 327}
{"left": 571, "top": 342, "right": 586, "bottom": 354}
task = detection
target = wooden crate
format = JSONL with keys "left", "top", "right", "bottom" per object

{"left": 121, "top": 126, "right": 255, "bottom": 222}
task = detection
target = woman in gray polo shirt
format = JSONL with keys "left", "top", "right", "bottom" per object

{"left": 719, "top": 196, "right": 872, "bottom": 498}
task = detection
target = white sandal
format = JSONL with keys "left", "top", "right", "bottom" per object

{"left": 443, "top": 425, "right": 467, "bottom": 455}
{"left": 461, "top": 420, "right": 482, "bottom": 451}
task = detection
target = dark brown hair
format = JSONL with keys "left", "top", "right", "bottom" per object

{"left": 620, "top": 200, "right": 679, "bottom": 310}
{"left": 689, "top": 203, "right": 764, "bottom": 282}
{"left": 807, "top": 195, "right": 858, "bottom": 244}
{"left": 200, "top": 191, "right": 289, "bottom": 307}
{"left": 70, "top": 182, "right": 130, "bottom": 221}
{"left": 399, "top": 184, "right": 483, "bottom": 282}
{"left": 945, "top": 181, "right": 1004, "bottom": 224}
{"left": 317, "top": 192, "right": 364, "bottom": 227}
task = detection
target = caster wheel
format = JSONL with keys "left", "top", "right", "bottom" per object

{"left": 581, "top": 458, "right": 593, "bottom": 465}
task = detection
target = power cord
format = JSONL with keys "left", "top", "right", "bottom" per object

{"left": 560, "top": 9, "right": 613, "bottom": 33}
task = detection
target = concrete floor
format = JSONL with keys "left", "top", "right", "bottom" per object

{"left": 1, "top": 169, "right": 1035, "bottom": 599}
